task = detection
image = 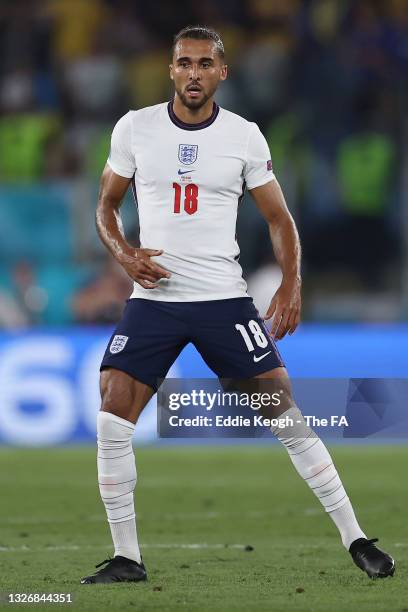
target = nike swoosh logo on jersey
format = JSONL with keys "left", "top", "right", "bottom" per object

{"left": 253, "top": 351, "right": 271, "bottom": 363}
{"left": 178, "top": 169, "right": 195, "bottom": 175}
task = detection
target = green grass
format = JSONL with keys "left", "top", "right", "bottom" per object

{"left": 0, "top": 446, "right": 407, "bottom": 611}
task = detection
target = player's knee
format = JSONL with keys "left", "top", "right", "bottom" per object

{"left": 270, "top": 404, "right": 314, "bottom": 449}
{"left": 99, "top": 368, "right": 134, "bottom": 417}
{"left": 100, "top": 396, "right": 132, "bottom": 419}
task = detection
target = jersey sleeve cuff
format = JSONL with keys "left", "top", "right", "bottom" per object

{"left": 246, "top": 175, "right": 276, "bottom": 191}
{"left": 106, "top": 158, "right": 135, "bottom": 179}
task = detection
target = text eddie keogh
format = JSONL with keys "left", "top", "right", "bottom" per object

{"left": 165, "top": 390, "right": 349, "bottom": 429}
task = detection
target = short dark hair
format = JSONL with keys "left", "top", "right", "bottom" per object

{"left": 172, "top": 25, "right": 225, "bottom": 60}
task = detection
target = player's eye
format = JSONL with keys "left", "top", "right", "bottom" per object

{"left": 201, "top": 62, "right": 211, "bottom": 69}
{"left": 180, "top": 62, "right": 190, "bottom": 68}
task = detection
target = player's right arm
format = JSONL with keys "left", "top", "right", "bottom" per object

{"left": 96, "top": 112, "right": 171, "bottom": 289}
{"left": 96, "top": 164, "right": 170, "bottom": 289}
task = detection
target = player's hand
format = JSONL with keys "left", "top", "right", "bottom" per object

{"left": 118, "top": 248, "right": 171, "bottom": 289}
{"left": 263, "top": 277, "right": 301, "bottom": 340}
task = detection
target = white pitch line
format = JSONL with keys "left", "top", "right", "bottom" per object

{"left": 0, "top": 543, "right": 249, "bottom": 553}
{"left": 1, "top": 514, "right": 220, "bottom": 525}
{"left": 0, "top": 510, "right": 279, "bottom": 525}
{"left": 1, "top": 507, "right": 309, "bottom": 526}
{"left": 0, "top": 541, "right": 360, "bottom": 554}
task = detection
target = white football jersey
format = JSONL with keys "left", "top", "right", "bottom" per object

{"left": 107, "top": 101, "right": 276, "bottom": 301}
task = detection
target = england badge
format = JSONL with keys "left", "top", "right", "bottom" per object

{"left": 178, "top": 144, "right": 198, "bottom": 165}
{"left": 109, "top": 335, "right": 129, "bottom": 354}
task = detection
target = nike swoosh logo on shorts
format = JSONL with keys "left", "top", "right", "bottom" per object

{"left": 178, "top": 169, "right": 195, "bottom": 175}
{"left": 253, "top": 351, "right": 271, "bottom": 363}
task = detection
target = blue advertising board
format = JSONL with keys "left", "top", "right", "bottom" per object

{"left": 0, "top": 325, "right": 407, "bottom": 445}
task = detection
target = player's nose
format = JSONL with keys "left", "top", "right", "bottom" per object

{"left": 189, "top": 64, "right": 200, "bottom": 80}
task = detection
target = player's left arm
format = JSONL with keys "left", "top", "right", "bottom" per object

{"left": 249, "top": 180, "right": 301, "bottom": 340}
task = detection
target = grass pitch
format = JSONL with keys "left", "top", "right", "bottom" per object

{"left": 0, "top": 445, "right": 407, "bottom": 611}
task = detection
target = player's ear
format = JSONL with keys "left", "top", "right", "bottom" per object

{"left": 169, "top": 63, "right": 174, "bottom": 80}
{"left": 220, "top": 64, "right": 228, "bottom": 81}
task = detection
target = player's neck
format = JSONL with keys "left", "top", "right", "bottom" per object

{"left": 172, "top": 95, "right": 215, "bottom": 125}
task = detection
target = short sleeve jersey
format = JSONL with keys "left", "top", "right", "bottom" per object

{"left": 107, "top": 101, "right": 276, "bottom": 301}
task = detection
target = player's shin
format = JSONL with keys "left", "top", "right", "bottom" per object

{"left": 270, "top": 405, "right": 366, "bottom": 549}
{"left": 97, "top": 411, "right": 141, "bottom": 563}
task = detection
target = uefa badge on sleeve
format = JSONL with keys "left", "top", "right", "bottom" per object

{"left": 109, "top": 335, "right": 129, "bottom": 354}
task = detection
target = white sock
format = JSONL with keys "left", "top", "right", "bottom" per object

{"left": 97, "top": 411, "right": 141, "bottom": 563}
{"left": 329, "top": 500, "right": 367, "bottom": 549}
{"left": 271, "top": 406, "right": 366, "bottom": 549}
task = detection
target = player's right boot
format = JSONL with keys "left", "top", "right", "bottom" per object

{"left": 349, "top": 537, "right": 395, "bottom": 579}
{"left": 80, "top": 556, "right": 147, "bottom": 584}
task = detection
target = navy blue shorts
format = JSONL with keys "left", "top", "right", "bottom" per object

{"left": 100, "top": 297, "right": 284, "bottom": 390}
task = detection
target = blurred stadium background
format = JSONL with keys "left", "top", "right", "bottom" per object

{"left": 0, "top": 0, "right": 407, "bottom": 445}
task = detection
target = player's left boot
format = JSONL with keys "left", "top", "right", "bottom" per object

{"left": 349, "top": 537, "right": 395, "bottom": 579}
{"left": 80, "top": 556, "right": 147, "bottom": 584}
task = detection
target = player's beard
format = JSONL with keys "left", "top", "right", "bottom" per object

{"left": 176, "top": 85, "right": 215, "bottom": 110}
